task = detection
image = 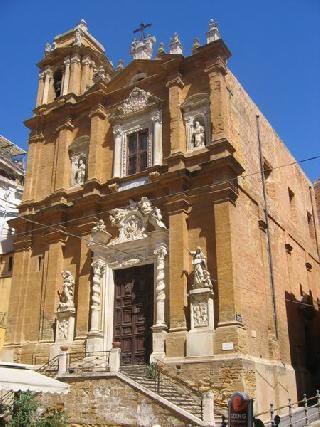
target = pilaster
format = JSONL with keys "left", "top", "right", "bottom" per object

{"left": 166, "top": 74, "right": 185, "bottom": 155}
{"left": 205, "top": 57, "right": 231, "bottom": 143}
{"left": 54, "top": 119, "right": 74, "bottom": 192}
{"left": 23, "top": 133, "right": 44, "bottom": 202}
{"left": 62, "top": 57, "right": 71, "bottom": 96}
{"left": 36, "top": 72, "right": 45, "bottom": 107}
{"left": 69, "top": 53, "right": 81, "bottom": 95}
{"left": 80, "top": 55, "right": 91, "bottom": 94}
{"left": 166, "top": 196, "right": 191, "bottom": 357}
{"left": 40, "top": 235, "right": 65, "bottom": 341}
{"left": 87, "top": 105, "right": 108, "bottom": 182}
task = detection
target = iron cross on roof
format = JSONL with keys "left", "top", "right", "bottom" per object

{"left": 133, "top": 22, "right": 152, "bottom": 40}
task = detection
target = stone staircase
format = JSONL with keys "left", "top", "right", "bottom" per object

{"left": 121, "top": 364, "right": 203, "bottom": 420}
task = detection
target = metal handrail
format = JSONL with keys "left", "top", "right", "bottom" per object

{"left": 37, "top": 354, "right": 59, "bottom": 377}
{"left": 146, "top": 361, "right": 204, "bottom": 420}
{"left": 254, "top": 390, "right": 320, "bottom": 427}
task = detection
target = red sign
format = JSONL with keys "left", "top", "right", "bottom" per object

{"left": 228, "top": 392, "right": 253, "bottom": 427}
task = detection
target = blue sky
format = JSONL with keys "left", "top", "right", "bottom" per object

{"left": 1, "top": 0, "right": 319, "bottom": 180}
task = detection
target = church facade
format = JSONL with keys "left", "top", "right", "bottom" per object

{"left": 3, "top": 19, "right": 320, "bottom": 413}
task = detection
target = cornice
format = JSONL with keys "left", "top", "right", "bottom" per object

{"left": 166, "top": 73, "right": 184, "bottom": 89}
{"left": 88, "top": 104, "right": 107, "bottom": 120}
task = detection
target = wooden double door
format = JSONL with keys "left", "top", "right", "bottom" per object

{"left": 113, "top": 264, "right": 154, "bottom": 364}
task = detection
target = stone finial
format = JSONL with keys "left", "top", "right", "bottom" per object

{"left": 93, "top": 65, "right": 106, "bottom": 82}
{"left": 44, "top": 42, "right": 52, "bottom": 55}
{"left": 76, "top": 18, "right": 88, "bottom": 33}
{"left": 157, "top": 42, "right": 165, "bottom": 57}
{"left": 130, "top": 35, "right": 156, "bottom": 60}
{"left": 206, "top": 18, "right": 220, "bottom": 44}
{"left": 169, "top": 33, "right": 183, "bottom": 55}
{"left": 192, "top": 38, "right": 200, "bottom": 54}
{"left": 116, "top": 59, "right": 124, "bottom": 71}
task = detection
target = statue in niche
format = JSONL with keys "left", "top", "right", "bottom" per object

{"left": 74, "top": 157, "right": 86, "bottom": 185}
{"left": 58, "top": 271, "right": 75, "bottom": 311}
{"left": 189, "top": 247, "right": 212, "bottom": 289}
{"left": 191, "top": 120, "right": 205, "bottom": 148}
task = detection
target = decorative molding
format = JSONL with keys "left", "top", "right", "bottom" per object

{"left": 71, "top": 53, "right": 81, "bottom": 64}
{"left": 205, "top": 56, "right": 227, "bottom": 76}
{"left": 108, "top": 197, "right": 166, "bottom": 245}
{"left": 57, "top": 119, "right": 74, "bottom": 133}
{"left": 166, "top": 74, "right": 184, "bottom": 89}
{"left": 111, "top": 87, "right": 161, "bottom": 120}
{"left": 89, "top": 105, "right": 107, "bottom": 120}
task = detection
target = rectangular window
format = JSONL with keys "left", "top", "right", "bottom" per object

{"left": 8, "top": 256, "right": 13, "bottom": 272}
{"left": 127, "top": 129, "right": 148, "bottom": 175}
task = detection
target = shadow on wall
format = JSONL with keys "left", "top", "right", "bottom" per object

{"left": 285, "top": 290, "right": 320, "bottom": 399}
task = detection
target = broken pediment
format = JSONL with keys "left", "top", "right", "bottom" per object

{"left": 110, "top": 87, "right": 162, "bottom": 120}
{"left": 108, "top": 197, "right": 167, "bottom": 245}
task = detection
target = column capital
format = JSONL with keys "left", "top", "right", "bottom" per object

{"left": 151, "top": 110, "right": 162, "bottom": 124}
{"left": 205, "top": 56, "right": 227, "bottom": 76}
{"left": 82, "top": 55, "right": 91, "bottom": 65}
{"left": 57, "top": 119, "right": 74, "bottom": 133}
{"left": 89, "top": 105, "right": 107, "bottom": 120}
{"left": 29, "top": 131, "right": 45, "bottom": 143}
{"left": 166, "top": 196, "right": 192, "bottom": 215}
{"left": 64, "top": 57, "right": 71, "bottom": 66}
{"left": 44, "top": 66, "right": 53, "bottom": 77}
{"left": 112, "top": 124, "right": 123, "bottom": 137}
{"left": 166, "top": 74, "right": 184, "bottom": 89}
{"left": 71, "top": 53, "right": 81, "bottom": 64}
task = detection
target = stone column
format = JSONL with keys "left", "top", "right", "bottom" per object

{"left": 112, "top": 125, "right": 123, "bottom": 178}
{"left": 88, "top": 105, "right": 108, "bottom": 182}
{"left": 42, "top": 67, "right": 52, "bottom": 104}
{"left": 154, "top": 244, "right": 167, "bottom": 326}
{"left": 165, "top": 197, "right": 190, "bottom": 357}
{"left": 151, "top": 244, "right": 168, "bottom": 361}
{"left": 36, "top": 72, "right": 45, "bottom": 107}
{"left": 54, "top": 119, "right": 74, "bottom": 192}
{"left": 62, "top": 57, "right": 71, "bottom": 95}
{"left": 152, "top": 111, "right": 163, "bottom": 165}
{"left": 69, "top": 53, "right": 81, "bottom": 95}
{"left": 205, "top": 57, "right": 230, "bottom": 143}
{"left": 166, "top": 74, "right": 185, "bottom": 154}
{"left": 86, "top": 258, "right": 105, "bottom": 352}
{"left": 80, "top": 55, "right": 91, "bottom": 94}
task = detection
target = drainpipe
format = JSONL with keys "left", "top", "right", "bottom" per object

{"left": 308, "top": 185, "right": 320, "bottom": 259}
{"left": 256, "top": 115, "right": 278, "bottom": 339}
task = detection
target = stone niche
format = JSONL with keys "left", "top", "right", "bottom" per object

{"left": 181, "top": 93, "right": 211, "bottom": 152}
{"left": 68, "top": 135, "right": 89, "bottom": 186}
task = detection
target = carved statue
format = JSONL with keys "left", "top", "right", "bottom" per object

{"left": 75, "top": 157, "right": 86, "bottom": 185}
{"left": 192, "top": 120, "right": 205, "bottom": 148}
{"left": 58, "top": 271, "right": 75, "bottom": 311}
{"left": 108, "top": 197, "right": 167, "bottom": 245}
{"left": 92, "top": 219, "right": 106, "bottom": 233}
{"left": 189, "top": 247, "right": 212, "bottom": 289}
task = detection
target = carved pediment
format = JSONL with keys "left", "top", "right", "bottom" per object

{"left": 108, "top": 197, "right": 166, "bottom": 245}
{"left": 110, "top": 87, "right": 161, "bottom": 120}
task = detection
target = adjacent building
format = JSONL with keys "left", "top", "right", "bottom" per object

{"left": 2, "top": 19, "right": 320, "bottom": 422}
{"left": 0, "top": 135, "right": 25, "bottom": 349}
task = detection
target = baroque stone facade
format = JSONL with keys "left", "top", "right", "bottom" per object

{"left": 2, "top": 18, "right": 320, "bottom": 419}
